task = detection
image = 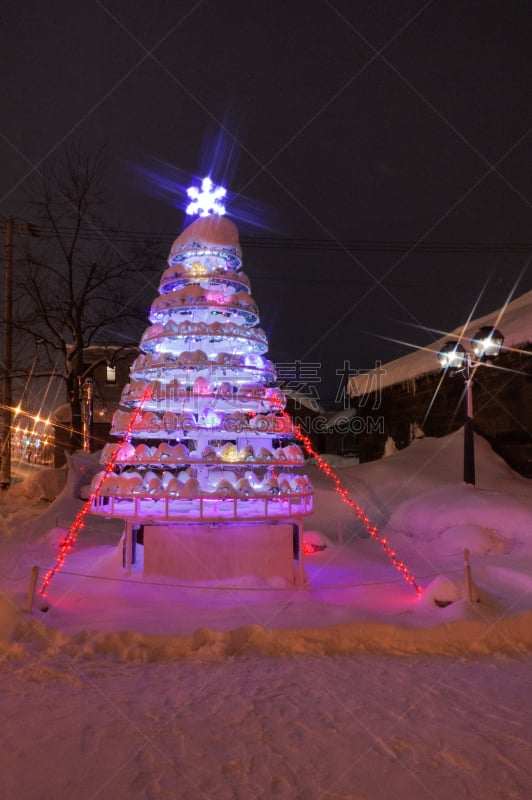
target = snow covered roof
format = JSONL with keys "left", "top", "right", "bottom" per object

{"left": 326, "top": 407, "right": 358, "bottom": 429}
{"left": 349, "top": 289, "right": 532, "bottom": 396}
{"left": 64, "top": 343, "right": 138, "bottom": 361}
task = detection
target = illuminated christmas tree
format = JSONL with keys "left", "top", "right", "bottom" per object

{"left": 90, "top": 178, "right": 313, "bottom": 583}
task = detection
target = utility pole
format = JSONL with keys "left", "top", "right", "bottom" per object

{"left": 0, "top": 216, "right": 37, "bottom": 488}
{"left": 81, "top": 376, "right": 94, "bottom": 452}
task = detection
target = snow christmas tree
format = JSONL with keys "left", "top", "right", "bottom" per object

{"left": 90, "top": 179, "right": 313, "bottom": 583}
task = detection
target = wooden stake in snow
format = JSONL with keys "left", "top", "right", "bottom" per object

{"left": 24, "top": 565, "right": 39, "bottom": 613}
{"left": 124, "top": 522, "right": 133, "bottom": 577}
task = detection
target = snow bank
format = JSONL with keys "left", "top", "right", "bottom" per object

{"left": 64, "top": 450, "right": 102, "bottom": 498}
{"left": 5, "top": 465, "right": 66, "bottom": 503}
{"left": 4, "top": 603, "right": 532, "bottom": 662}
{"left": 2, "top": 428, "right": 532, "bottom": 663}
{"left": 0, "top": 594, "right": 21, "bottom": 641}
{"left": 389, "top": 483, "right": 532, "bottom": 554}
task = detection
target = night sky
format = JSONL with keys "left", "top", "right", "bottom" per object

{"left": 2, "top": 1, "right": 532, "bottom": 404}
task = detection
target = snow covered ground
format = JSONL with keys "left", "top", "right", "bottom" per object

{"left": 2, "top": 430, "right": 532, "bottom": 799}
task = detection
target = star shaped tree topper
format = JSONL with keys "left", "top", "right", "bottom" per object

{"left": 186, "top": 177, "right": 227, "bottom": 217}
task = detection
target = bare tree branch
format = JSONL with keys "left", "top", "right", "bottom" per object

{"left": 11, "top": 143, "right": 160, "bottom": 447}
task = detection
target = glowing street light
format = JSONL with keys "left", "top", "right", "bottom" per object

{"left": 438, "top": 326, "right": 504, "bottom": 486}
{"left": 438, "top": 341, "right": 468, "bottom": 371}
{"left": 470, "top": 326, "right": 505, "bottom": 361}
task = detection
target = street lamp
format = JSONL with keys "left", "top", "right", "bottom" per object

{"left": 470, "top": 326, "right": 505, "bottom": 361}
{"left": 438, "top": 326, "right": 504, "bottom": 486}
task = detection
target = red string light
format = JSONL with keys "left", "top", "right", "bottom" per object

{"left": 39, "top": 386, "right": 153, "bottom": 596}
{"left": 294, "top": 425, "right": 422, "bottom": 596}
{"left": 39, "top": 397, "right": 421, "bottom": 598}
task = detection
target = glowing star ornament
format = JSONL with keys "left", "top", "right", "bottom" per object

{"left": 186, "top": 177, "right": 227, "bottom": 217}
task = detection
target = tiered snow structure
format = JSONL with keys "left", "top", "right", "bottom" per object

{"left": 90, "top": 214, "right": 313, "bottom": 582}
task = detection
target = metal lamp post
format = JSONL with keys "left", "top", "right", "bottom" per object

{"left": 438, "top": 326, "right": 504, "bottom": 486}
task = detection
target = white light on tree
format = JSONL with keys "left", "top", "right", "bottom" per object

{"left": 186, "top": 177, "right": 227, "bottom": 217}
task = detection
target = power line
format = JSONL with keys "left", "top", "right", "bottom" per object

{"left": 26, "top": 225, "right": 532, "bottom": 254}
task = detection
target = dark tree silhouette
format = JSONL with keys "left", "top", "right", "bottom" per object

{"left": 14, "top": 144, "right": 159, "bottom": 447}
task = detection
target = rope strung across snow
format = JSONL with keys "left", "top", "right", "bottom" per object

{"left": 39, "top": 386, "right": 153, "bottom": 596}
{"left": 39, "top": 391, "right": 421, "bottom": 598}
{"left": 294, "top": 425, "right": 422, "bottom": 596}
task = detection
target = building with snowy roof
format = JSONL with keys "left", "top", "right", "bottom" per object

{"left": 51, "top": 344, "right": 138, "bottom": 465}
{"left": 347, "top": 290, "right": 532, "bottom": 476}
